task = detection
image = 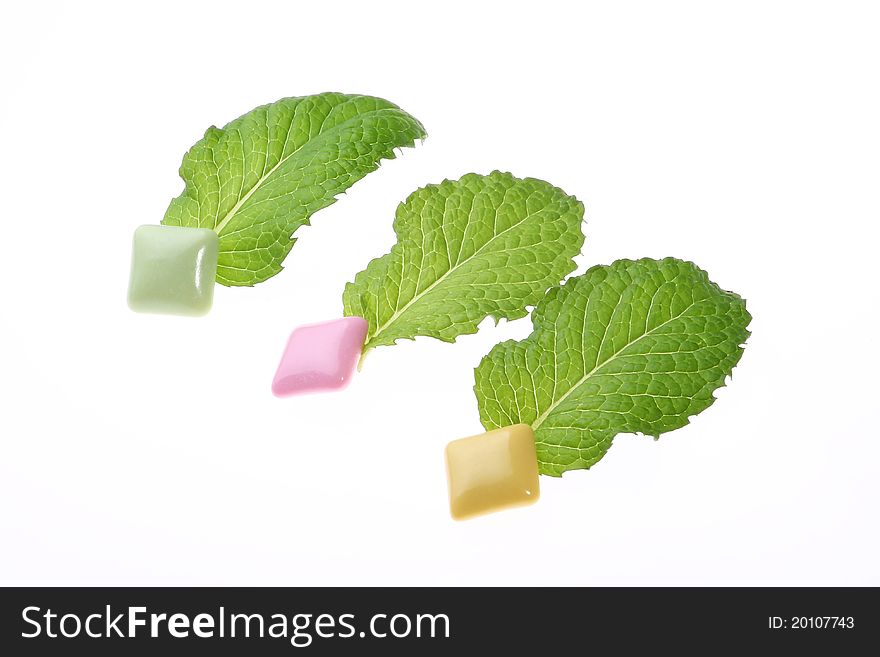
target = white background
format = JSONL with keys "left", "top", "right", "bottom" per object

{"left": 1, "top": 0, "right": 878, "bottom": 586}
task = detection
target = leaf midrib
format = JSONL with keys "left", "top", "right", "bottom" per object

{"left": 531, "top": 297, "right": 699, "bottom": 431}
{"left": 212, "top": 106, "right": 412, "bottom": 236}
{"left": 364, "top": 194, "right": 543, "bottom": 349}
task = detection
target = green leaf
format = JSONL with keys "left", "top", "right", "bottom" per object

{"left": 343, "top": 171, "right": 586, "bottom": 357}
{"left": 474, "top": 258, "right": 750, "bottom": 476}
{"left": 162, "top": 93, "right": 426, "bottom": 286}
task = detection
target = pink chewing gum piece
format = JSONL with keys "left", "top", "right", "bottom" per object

{"left": 272, "top": 317, "right": 369, "bottom": 397}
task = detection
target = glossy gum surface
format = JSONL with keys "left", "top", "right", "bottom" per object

{"left": 445, "top": 424, "right": 540, "bottom": 520}
{"left": 127, "top": 225, "right": 219, "bottom": 316}
{"left": 272, "top": 317, "right": 369, "bottom": 397}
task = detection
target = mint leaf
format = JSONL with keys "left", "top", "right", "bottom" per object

{"left": 162, "top": 93, "right": 426, "bottom": 286}
{"left": 474, "top": 258, "right": 750, "bottom": 476}
{"left": 343, "top": 171, "right": 586, "bottom": 356}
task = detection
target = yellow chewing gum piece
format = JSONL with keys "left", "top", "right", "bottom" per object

{"left": 445, "top": 424, "right": 540, "bottom": 520}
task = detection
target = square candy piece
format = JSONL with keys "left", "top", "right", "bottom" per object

{"left": 127, "top": 225, "right": 219, "bottom": 316}
{"left": 272, "top": 317, "right": 369, "bottom": 397}
{"left": 445, "top": 424, "right": 540, "bottom": 520}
